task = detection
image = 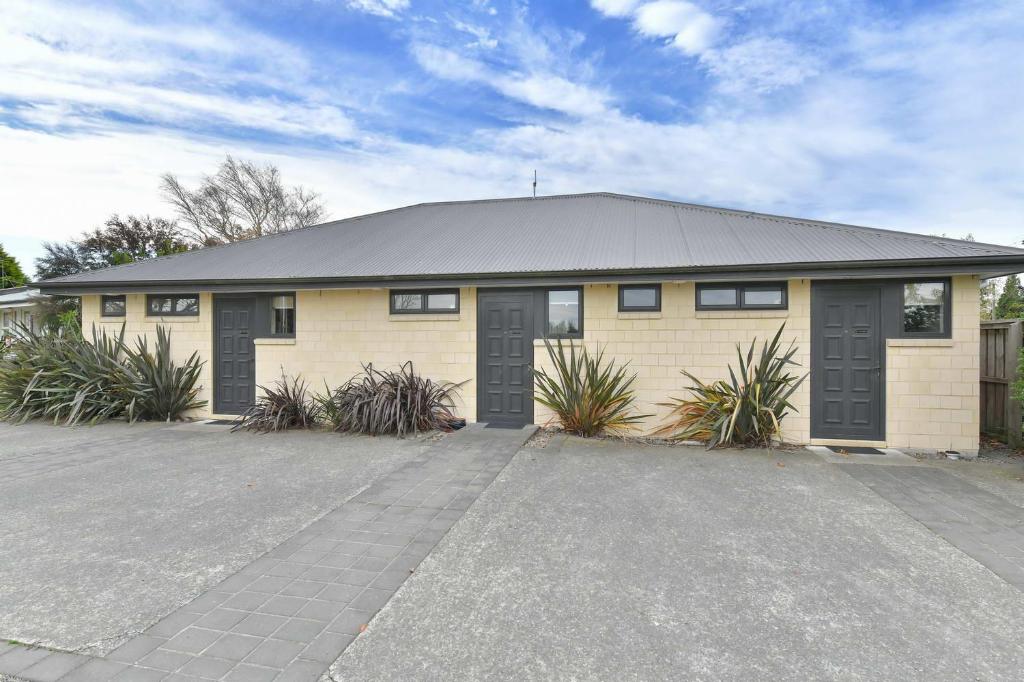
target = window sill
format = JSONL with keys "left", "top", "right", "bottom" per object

{"left": 617, "top": 311, "right": 662, "bottom": 319}
{"left": 144, "top": 316, "right": 201, "bottom": 323}
{"left": 388, "top": 314, "right": 461, "bottom": 322}
{"left": 695, "top": 310, "right": 788, "bottom": 319}
{"left": 254, "top": 337, "right": 296, "bottom": 346}
{"left": 887, "top": 338, "right": 954, "bottom": 348}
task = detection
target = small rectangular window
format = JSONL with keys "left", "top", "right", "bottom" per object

{"left": 390, "top": 289, "right": 460, "bottom": 314}
{"left": 903, "top": 281, "right": 948, "bottom": 336}
{"left": 101, "top": 295, "right": 126, "bottom": 317}
{"left": 743, "top": 286, "right": 785, "bottom": 307}
{"left": 546, "top": 288, "right": 582, "bottom": 337}
{"left": 271, "top": 295, "right": 296, "bottom": 336}
{"left": 147, "top": 294, "right": 200, "bottom": 317}
{"left": 619, "top": 284, "right": 661, "bottom": 312}
{"left": 699, "top": 287, "right": 737, "bottom": 308}
{"left": 696, "top": 283, "right": 787, "bottom": 310}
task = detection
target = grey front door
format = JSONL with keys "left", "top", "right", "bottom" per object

{"left": 477, "top": 290, "right": 534, "bottom": 426}
{"left": 811, "top": 284, "right": 884, "bottom": 441}
{"left": 214, "top": 296, "right": 256, "bottom": 415}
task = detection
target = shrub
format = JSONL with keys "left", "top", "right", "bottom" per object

{"left": 0, "top": 324, "right": 206, "bottom": 425}
{"left": 232, "top": 373, "right": 319, "bottom": 433}
{"left": 531, "top": 339, "right": 650, "bottom": 437}
{"left": 320, "top": 362, "right": 465, "bottom": 437}
{"left": 127, "top": 327, "right": 206, "bottom": 421}
{"left": 655, "top": 324, "right": 806, "bottom": 448}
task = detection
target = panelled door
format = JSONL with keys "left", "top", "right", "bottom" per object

{"left": 214, "top": 296, "right": 256, "bottom": 415}
{"left": 477, "top": 291, "right": 534, "bottom": 427}
{"left": 811, "top": 284, "right": 884, "bottom": 440}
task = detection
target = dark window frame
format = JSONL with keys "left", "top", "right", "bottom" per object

{"left": 618, "top": 284, "right": 661, "bottom": 312}
{"left": 101, "top": 295, "right": 126, "bottom": 317}
{"left": 544, "top": 287, "right": 584, "bottom": 339}
{"left": 899, "top": 278, "right": 952, "bottom": 339}
{"left": 389, "top": 289, "right": 461, "bottom": 315}
{"left": 146, "top": 294, "right": 200, "bottom": 317}
{"left": 696, "top": 282, "right": 788, "bottom": 311}
{"left": 269, "top": 293, "right": 297, "bottom": 338}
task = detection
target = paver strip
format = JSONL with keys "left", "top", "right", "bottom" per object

{"left": 0, "top": 424, "right": 535, "bottom": 681}
{"left": 840, "top": 463, "right": 1024, "bottom": 590}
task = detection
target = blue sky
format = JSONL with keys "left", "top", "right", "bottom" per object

{"left": 1, "top": 0, "right": 1022, "bottom": 273}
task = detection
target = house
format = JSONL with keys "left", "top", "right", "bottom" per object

{"left": 34, "top": 193, "right": 1024, "bottom": 453}
{"left": 0, "top": 286, "right": 47, "bottom": 342}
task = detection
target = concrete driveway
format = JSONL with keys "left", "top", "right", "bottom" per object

{"left": 332, "top": 437, "right": 1024, "bottom": 681}
{"left": 0, "top": 420, "right": 429, "bottom": 655}
{"left": 4, "top": 423, "right": 1024, "bottom": 680}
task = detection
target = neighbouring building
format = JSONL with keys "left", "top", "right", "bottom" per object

{"left": 0, "top": 286, "right": 47, "bottom": 342}
{"left": 35, "top": 193, "right": 1024, "bottom": 454}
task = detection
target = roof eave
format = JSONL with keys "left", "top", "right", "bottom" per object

{"left": 33, "top": 256, "right": 1024, "bottom": 295}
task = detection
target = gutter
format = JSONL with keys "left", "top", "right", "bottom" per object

{"left": 33, "top": 256, "right": 1024, "bottom": 295}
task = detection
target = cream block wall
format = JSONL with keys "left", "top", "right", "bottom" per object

{"left": 82, "top": 293, "right": 215, "bottom": 418}
{"left": 254, "top": 288, "right": 478, "bottom": 420}
{"left": 79, "top": 277, "right": 981, "bottom": 451}
{"left": 532, "top": 280, "right": 812, "bottom": 442}
{"left": 885, "top": 275, "right": 980, "bottom": 453}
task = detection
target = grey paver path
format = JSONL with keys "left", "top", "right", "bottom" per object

{"left": 0, "top": 424, "right": 534, "bottom": 682}
{"left": 841, "top": 463, "right": 1024, "bottom": 590}
{"left": 331, "top": 436, "right": 1024, "bottom": 681}
{"left": 0, "top": 421, "right": 426, "bottom": 654}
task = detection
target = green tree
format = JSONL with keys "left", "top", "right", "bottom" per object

{"left": 0, "top": 243, "right": 27, "bottom": 288}
{"left": 35, "top": 215, "right": 191, "bottom": 280}
{"left": 980, "top": 278, "right": 999, "bottom": 320}
{"left": 995, "top": 274, "right": 1024, "bottom": 320}
{"left": 34, "top": 215, "right": 193, "bottom": 331}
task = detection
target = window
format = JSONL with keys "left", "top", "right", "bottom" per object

{"left": 546, "top": 288, "right": 582, "bottom": 337}
{"left": 389, "top": 289, "right": 460, "bottom": 314}
{"left": 902, "top": 281, "right": 949, "bottom": 336}
{"left": 271, "top": 295, "right": 296, "bottom": 336}
{"left": 696, "top": 282, "right": 787, "bottom": 310}
{"left": 146, "top": 294, "right": 199, "bottom": 317}
{"left": 619, "top": 284, "right": 661, "bottom": 312}
{"left": 101, "top": 295, "right": 126, "bottom": 317}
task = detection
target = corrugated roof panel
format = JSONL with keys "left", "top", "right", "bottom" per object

{"left": 42, "top": 192, "right": 1024, "bottom": 285}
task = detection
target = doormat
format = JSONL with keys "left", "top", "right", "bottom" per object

{"left": 827, "top": 446, "right": 884, "bottom": 455}
{"left": 484, "top": 422, "right": 524, "bottom": 429}
{"left": 204, "top": 419, "right": 237, "bottom": 426}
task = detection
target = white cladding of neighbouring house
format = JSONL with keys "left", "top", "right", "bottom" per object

{"left": 35, "top": 193, "right": 1024, "bottom": 454}
{"left": 0, "top": 286, "right": 47, "bottom": 338}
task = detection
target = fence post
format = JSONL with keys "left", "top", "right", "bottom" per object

{"left": 1006, "top": 321, "right": 1023, "bottom": 447}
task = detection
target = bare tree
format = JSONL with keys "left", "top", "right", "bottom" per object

{"left": 161, "top": 156, "right": 327, "bottom": 244}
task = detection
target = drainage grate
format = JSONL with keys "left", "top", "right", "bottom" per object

{"left": 827, "top": 446, "right": 885, "bottom": 455}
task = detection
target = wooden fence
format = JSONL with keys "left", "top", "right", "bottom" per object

{"left": 981, "top": 319, "right": 1023, "bottom": 446}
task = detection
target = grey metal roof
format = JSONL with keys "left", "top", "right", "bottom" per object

{"left": 37, "top": 192, "right": 1024, "bottom": 288}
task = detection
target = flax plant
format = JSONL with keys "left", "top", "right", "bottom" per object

{"left": 655, "top": 324, "right": 805, "bottom": 448}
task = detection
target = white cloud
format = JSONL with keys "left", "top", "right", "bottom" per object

{"left": 702, "top": 37, "right": 820, "bottom": 94}
{"left": 497, "top": 75, "right": 610, "bottom": 117}
{"left": 452, "top": 20, "right": 499, "bottom": 49}
{"left": 590, "top": 0, "right": 642, "bottom": 18}
{"left": 0, "top": 0, "right": 357, "bottom": 141}
{"left": 345, "top": 0, "right": 410, "bottom": 18}
{"left": 411, "top": 43, "right": 488, "bottom": 81}
{"left": 410, "top": 43, "right": 611, "bottom": 118}
{"left": 633, "top": 1, "right": 720, "bottom": 55}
